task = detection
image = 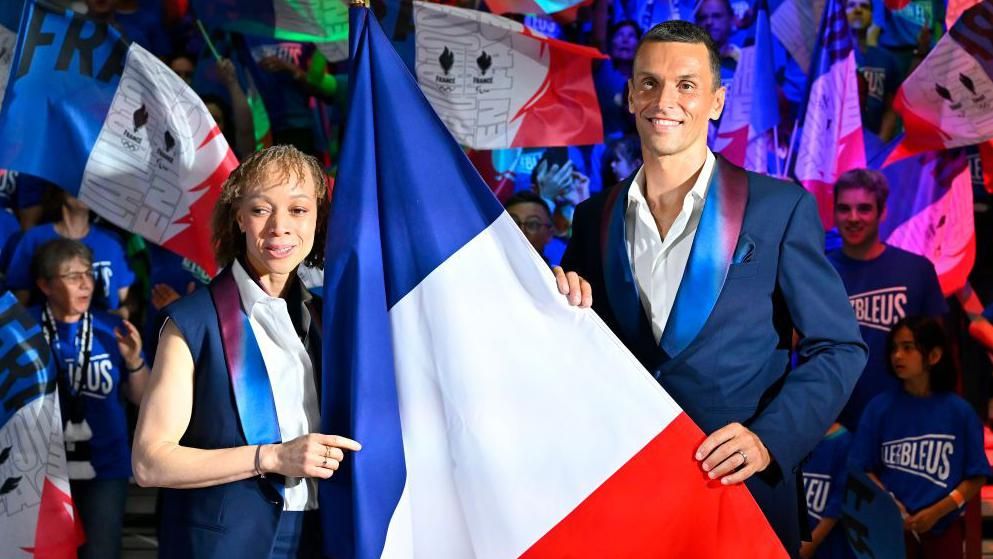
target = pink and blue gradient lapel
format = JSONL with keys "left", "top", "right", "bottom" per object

{"left": 209, "top": 268, "right": 283, "bottom": 469}
{"left": 659, "top": 156, "right": 748, "bottom": 357}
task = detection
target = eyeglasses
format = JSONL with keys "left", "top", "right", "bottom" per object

{"left": 512, "top": 217, "right": 552, "bottom": 235}
{"left": 55, "top": 270, "right": 94, "bottom": 286}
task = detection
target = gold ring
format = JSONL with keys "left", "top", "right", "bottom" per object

{"left": 737, "top": 450, "right": 747, "bottom": 465}
{"left": 322, "top": 457, "right": 328, "bottom": 467}
{"left": 325, "top": 445, "right": 332, "bottom": 459}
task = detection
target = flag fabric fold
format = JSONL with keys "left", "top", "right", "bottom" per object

{"left": 0, "top": 292, "right": 84, "bottom": 559}
{"left": 794, "top": 0, "right": 866, "bottom": 228}
{"left": 870, "top": 141, "right": 975, "bottom": 296}
{"left": 320, "top": 5, "right": 788, "bottom": 559}
{"left": 483, "top": 0, "right": 587, "bottom": 16}
{"left": 0, "top": 0, "right": 237, "bottom": 275}
{"left": 887, "top": 0, "right": 993, "bottom": 164}
{"left": 413, "top": 1, "right": 607, "bottom": 149}
{"left": 192, "top": 0, "right": 348, "bottom": 44}
{"left": 714, "top": 0, "right": 779, "bottom": 173}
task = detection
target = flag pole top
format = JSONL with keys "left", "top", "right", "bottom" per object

{"left": 351, "top": 0, "right": 369, "bottom": 7}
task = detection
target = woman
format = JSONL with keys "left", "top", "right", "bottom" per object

{"left": 132, "top": 146, "right": 360, "bottom": 558}
{"left": 30, "top": 238, "right": 148, "bottom": 559}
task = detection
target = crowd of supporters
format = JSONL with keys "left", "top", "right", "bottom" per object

{"left": 0, "top": 0, "right": 992, "bottom": 558}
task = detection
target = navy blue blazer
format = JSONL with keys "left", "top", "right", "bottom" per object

{"left": 561, "top": 156, "right": 867, "bottom": 555}
{"left": 157, "top": 277, "right": 323, "bottom": 559}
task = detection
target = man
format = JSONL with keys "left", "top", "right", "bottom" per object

{"left": 505, "top": 191, "right": 555, "bottom": 261}
{"left": 695, "top": 0, "right": 739, "bottom": 89}
{"left": 561, "top": 21, "right": 866, "bottom": 555}
{"left": 847, "top": 0, "right": 902, "bottom": 141}
{"left": 828, "top": 169, "right": 947, "bottom": 431}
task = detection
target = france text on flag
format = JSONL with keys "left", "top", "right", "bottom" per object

{"left": 0, "top": 1, "right": 237, "bottom": 276}
{"left": 714, "top": 0, "right": 778, "bottom": 173}
{"left": 192, "top": 0, "right": 348, "bottom": 44}
{"left": 318, "top": 6, "right": 789, "bottom": 559}
{"left": 483, "top": 0, "right": 587, "bottom": 16}
{"left": 414, "top": 1, "right": 606, "bottom": 149}
{"left": 0, "top": 292, "right": 84, "bottom": 559}
{"left": 887, "top": 0, "right": 993, "bottom": 164}
{"left": 870, "top": 143, "right": 975, "bottom": 296}
{"left": 794, "top": 0, "right": 865, "bottom": 228}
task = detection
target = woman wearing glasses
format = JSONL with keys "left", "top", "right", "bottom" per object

{"left": 29, "top": 238, "right": 148, "bottom": 559}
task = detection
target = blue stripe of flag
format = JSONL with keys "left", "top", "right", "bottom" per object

{"left": 750, "top": 0, "right": 778, "bottom": 136}
{"left": 0, "top": 0, "right": 125, "bottom": 195}
{"left": 319, "top": 6, "right": 503, "bottom": 558}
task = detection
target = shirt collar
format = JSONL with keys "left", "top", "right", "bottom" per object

{"left": 231, "top": 258, "right": 273, "bottom": 314}
{"left": 626, "top": 149, "right": 716, "bottom": 211}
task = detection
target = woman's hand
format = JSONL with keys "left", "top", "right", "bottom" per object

{"left": 114, "top": 319, "right": 143, "bottom": 367}
{"left": 262, "top": 434, "right": 362, "bottom": 479}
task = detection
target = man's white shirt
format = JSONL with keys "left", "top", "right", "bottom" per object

{"left": 626, "top": 150, "right": 716, "bottom": 343}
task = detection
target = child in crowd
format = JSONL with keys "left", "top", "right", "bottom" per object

{"left": 851, "top": 316, "right": 990, "bottom": 559}
{"left": 801, "top": 422, "right": 855, "bottom": 559}
{"left": 30, "top": 238, "right": 149, "bottom": 559}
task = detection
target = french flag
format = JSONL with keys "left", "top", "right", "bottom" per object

{"left": 887, "top": 0, "right": 993, "bottom": 164}
{"left": 318, "top": 6, "right": 788, "bottom": 559}
{"left": 793, "top": 0, "right": 866, "bottom": 228}
{"left": 191, "top": 0, "right": 348, "bottom": 43}
{"left": 871, "top": 140, "right": 976, "bottom": 296}
{"left": 0, "top": 0, "right": 236, "bottom": 276}
{"left": 0, "top": 292, "right": 84, "bottom": 559}
{"left": 483, "top": 0, "right": 588, "bottom": 15}
{"left": 414, "top": 1, "right": 607, "bottom": 149}
{"left": 714, "top": 0, "right": 778, "bottom": 174}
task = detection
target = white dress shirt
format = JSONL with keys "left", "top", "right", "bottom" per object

{"left": 626, "top": 150, "right": 716, "bottom": 342}
{"left": 232, "top": 260, "right": 321, "bottom": 511}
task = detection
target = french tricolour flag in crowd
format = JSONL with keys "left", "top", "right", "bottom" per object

{"left": 886, "top": 0, "right": 993, "bottom": 164}
{"left": 0, "top": 292, "right": 84, "bottom": 559}
{"left": 318, "top": 6, "right": 788, "bottom": 559}
{"left": 414, "top": 1, "right": 607, "bottom": 149}
{"left": 0, "top": 0, "right": 237, "bottom": 276}
{"left": 192, "top": 0, "right": 348, "bottom": 43}
{"left": 714, "top": 0, "right": 778, "bottom": 174}
{"left": 483, "top": 0, "right": 588, "bottom": 16}
{"left": 793, "top": 0, "right": 865, "bottom": 228}
{"left": 870, "top": 140, "right": 976, "bottom": 296}
{"left": 192, "top": 0, "right": 350, "bottom": 62}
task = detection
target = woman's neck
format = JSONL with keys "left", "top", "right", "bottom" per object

{"left": 49, "top": 303, "right": 83, "bottom": 324}
{"left": 242, "top": 257, "right": 294, "bottom": 298}
{"left": 57, "top": 210, "right": 90, "bottom": 239}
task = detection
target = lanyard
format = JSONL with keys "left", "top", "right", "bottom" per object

{"left": 40, "top": 305, "right": 93, "bottom": 423}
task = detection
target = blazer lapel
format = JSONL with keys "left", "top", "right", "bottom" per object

{"left": 600, "top": 176, "right": 660, "bottom": 359}
{"left": 658, "top": 155, "right": 748, "bottom": 358}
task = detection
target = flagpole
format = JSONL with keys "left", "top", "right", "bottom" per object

{"left": 783, "top": 118, "right": 799, "bottom": 179}
{"left": 195, "top": 20, "right": 223, "bottom": 62}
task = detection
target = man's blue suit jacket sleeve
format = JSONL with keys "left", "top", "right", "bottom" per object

{"left": 749, "top": 191, "right": 867, "bottom": 473}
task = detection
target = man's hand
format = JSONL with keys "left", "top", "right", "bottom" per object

{"left": 696, "top": 422, "right": 771, "bottom": 484}
{"left": 552, "top": 266, "right": 592, "bottom": 308}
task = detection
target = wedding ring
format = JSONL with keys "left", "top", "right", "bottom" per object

{"left": 737, "top": 450, "right": 747, "bottom": 465}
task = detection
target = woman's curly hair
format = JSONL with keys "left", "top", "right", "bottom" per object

{"left": 211, "top": 145, "right": 329, "bottom": 270}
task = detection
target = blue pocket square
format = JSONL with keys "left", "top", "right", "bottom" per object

{"left": 733, "top": 236, "right": 755, "bottom": 264}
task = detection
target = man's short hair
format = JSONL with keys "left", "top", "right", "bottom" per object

{"left": 833, "top": 168, "right": 889, "bottom": 211}
{"left": 33, "top": 238, "right": 92, "bottom": 282}
{"left": 504, "top": 190, "right": 552, "bottom": 219}
{"left": 634, "top": 20, "right": 722, "bottom": 91}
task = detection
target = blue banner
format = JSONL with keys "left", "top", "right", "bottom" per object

{"left": 0, "top": 291, "right": 56, "bottom": 430}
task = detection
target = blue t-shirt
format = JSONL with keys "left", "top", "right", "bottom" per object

{"left": 828, "top": 245, "right": 947, "bottom": 430}
{"left": 244, "top": 37, "right": 316, "bottom": 133}
{"left": 803, "top": 427, "right": 856, "bottom": 559}
{"left": 850, "top": 391, "right": 991, "bottom": 535}
{"left": 6, "top": 223, "right": 135, "bottom": 310}
{"left": 873, "top": 0, "right": 943, "bottom": 49}
{"left": 28, "top": 307, "right": 140, "bottom": 480}
{"left": 855, "top": 46, "right": 903, "bottom": 135}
